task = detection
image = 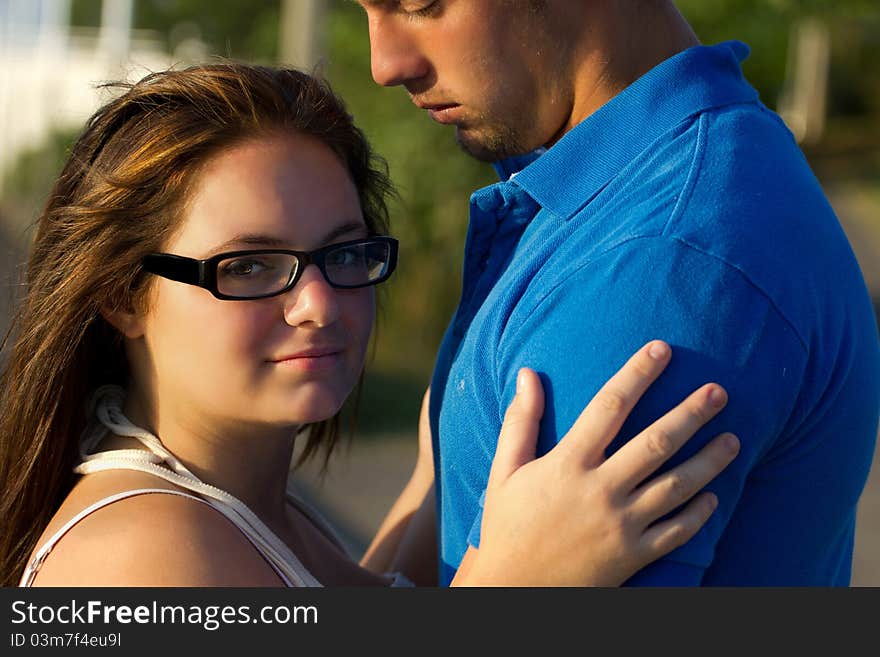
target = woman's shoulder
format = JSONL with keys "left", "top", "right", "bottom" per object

{"left": 27, "top": 471, "right": 283, "bottom": 586}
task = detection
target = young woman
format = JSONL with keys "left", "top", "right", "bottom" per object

{"left": 0, "top": 64, "right": 738, "bottom": 587}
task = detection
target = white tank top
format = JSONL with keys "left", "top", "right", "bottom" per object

{"left": 19, "top": 385, "right": 411, "bottom": 588}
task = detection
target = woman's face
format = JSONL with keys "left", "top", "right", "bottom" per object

{"left": 131, "top": 133, "right": 375, "bottom": 430}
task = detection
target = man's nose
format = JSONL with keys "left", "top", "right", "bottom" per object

{"left": 283, "top": 265, "right": 340, "bottom": 328}
{"left": 367, "top": 13, "right": 429, "bottom": 87}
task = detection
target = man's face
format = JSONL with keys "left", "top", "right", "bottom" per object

{"left": 358, "top": 0, "right": 574, "bottom": 162}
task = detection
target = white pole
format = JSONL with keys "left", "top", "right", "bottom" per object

{"left": 779, "top": 18, "right": 831, "bottom": 146}
{"left": 0, "top": 0, "right": 10, "bottom": 195}
{"left": 38, "top": 0, "right": 71, "bottom": 54}
{"left": 98, "top": 0, "right": 133, "bottom": 64}
{"left": 278, "top": 0, "right": 326, "bottom": 71}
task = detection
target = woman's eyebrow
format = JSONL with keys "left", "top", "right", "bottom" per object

{"left": 321, "top": 221, "right": 370, "bottom": 244}
{"left": 210, "top": 234, "right": 288, "bottom": 252}
{"left": 210, "top": 221, "right": 369, "bottom": 254}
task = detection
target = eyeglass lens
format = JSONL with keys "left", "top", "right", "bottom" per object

{"left": 215, "top": 241, "right": 391, "bottom": 297}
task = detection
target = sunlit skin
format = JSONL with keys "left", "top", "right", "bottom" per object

{"left": 110, "top": 134, "right": 375, "bottom": 526}
{"left": 357, "top": 0, "right": 700, "bottom": 161}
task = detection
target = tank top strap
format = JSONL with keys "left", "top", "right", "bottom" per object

{"left": 59, "top": 386, "right": 324, "bottom": 588}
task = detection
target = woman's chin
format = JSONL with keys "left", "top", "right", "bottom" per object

{"left": 266, "top": 393, "right": 346, "bottom": 427}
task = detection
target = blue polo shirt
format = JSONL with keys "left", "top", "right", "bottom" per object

{"left": 429, "top": 41, "right": 880, "bottom": 586}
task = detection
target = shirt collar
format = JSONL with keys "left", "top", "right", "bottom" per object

{"left": 493, "top": 148, "right": 546, "bottom": 182}
{"left": 495, "top": 41, "right": 759, "bottom": 219}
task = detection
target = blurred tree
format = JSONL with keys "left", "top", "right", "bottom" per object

{"left": 69, "top": 0, "right": 102, "bottom": 27}
{"left": 0, "top": 128, "right": 79, "bottom": 244}
{"left": 679, "top": 0, "right": 879, "bottom": 115}
{"left": 134, "top": 0, "right": 280, "bottom": 60}
{"left": 72, "top": 0, "right": 280, "bottom": 61}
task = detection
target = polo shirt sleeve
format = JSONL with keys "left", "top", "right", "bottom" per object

{"left": 468, "top": 235, "right": 808, "bottom": 585}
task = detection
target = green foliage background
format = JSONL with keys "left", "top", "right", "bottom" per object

{"left": 4, "top": 0, "right": 879, "bottom": 433}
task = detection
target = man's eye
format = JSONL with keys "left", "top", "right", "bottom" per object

{"left": 405, "top": 0, "right": 440, "bottom": 18}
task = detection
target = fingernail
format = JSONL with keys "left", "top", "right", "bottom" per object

{"left": 724, "top": 433, "right": 740, "bottom": 454}
{"left": 709, "top": 386, "right": 727, "bottom": 407}
{"left": 516, "top": 369, "right": 525, "bottom": 393}
{"left": 648, "top": 341, "right": 669, "bottom": 360}
{"left": 708, "top": 494, "right": 718, "bottom": 511}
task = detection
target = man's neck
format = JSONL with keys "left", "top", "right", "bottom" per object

{"left": 552, "top": 2, "right": 700, "bottom": 145}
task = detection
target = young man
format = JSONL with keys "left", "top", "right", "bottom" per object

{"left": 358, "top": 1, "right": 880, "bottom": 585}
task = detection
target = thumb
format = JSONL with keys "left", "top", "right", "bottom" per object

{"left": 487, "top": 368, "right": 546, "bottom": 488}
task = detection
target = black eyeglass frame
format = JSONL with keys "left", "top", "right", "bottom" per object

{"left": 141, "top": 236, "right": 399, "bottom": 300}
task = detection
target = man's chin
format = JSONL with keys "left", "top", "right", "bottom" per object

{"left": 454, "top": 131, "right": 497, "bottom": 162}
{"left": 455, "top": 126, "right": 531, "bottom": 163}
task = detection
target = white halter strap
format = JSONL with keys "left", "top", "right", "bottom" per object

{"left": 74, "top": 385, "right": 321, "bottom": 588}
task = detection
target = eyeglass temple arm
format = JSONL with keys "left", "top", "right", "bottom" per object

{"left": 142, "top": 253, "right": 205, "bottom": 286}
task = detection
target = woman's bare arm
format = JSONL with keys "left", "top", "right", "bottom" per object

{"left": 360, "top": 387, "right": 437, "bottom": 582}
{"left": 30, "top": 492, "right": 284, "bottom": 587}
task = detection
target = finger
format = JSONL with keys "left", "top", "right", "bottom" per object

{"left": 558, "top": 340, "right": 672, "bottom": 465}
{"left": 601, "top": 382, "right": 728, "bottom": 492}
{"left": 639, "top": 491, "right": 719, "bottom": 558}
{"left": 627, "top": 432, "right": 739, "bottom": 525}
{"left": 487, "top": 368, "right": 545, "bottom": 487}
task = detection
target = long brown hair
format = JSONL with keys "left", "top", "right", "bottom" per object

{"left": 0, "top": 63, "right": 394, "bottom": 585}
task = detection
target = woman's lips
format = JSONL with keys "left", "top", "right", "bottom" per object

{"left": 269, "top": 349, "right": 344, "bottom": 372}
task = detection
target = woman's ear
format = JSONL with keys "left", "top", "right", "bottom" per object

{"left": 100, "top": 304, "right": 145, "bottom": 339}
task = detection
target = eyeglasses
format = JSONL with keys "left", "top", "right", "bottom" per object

{"left": 141, "top": 236, "right": 398, "bottom": 300}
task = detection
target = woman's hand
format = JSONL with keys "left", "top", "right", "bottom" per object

{"left": 458, "top": 340, "right": 739, "bottom": 587}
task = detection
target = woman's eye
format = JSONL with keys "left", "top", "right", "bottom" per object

{"left": 222, "top": 259, "right": 269, "bottom": 277}
{"left": 327, "top": 249, "right": 358, "bottom": 266}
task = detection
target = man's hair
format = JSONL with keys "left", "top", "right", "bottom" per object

{"left": 0, "top": 63, "right": 394, "bottom": 585}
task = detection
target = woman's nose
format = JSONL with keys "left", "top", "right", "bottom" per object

{"left": 282, "top": 264, "right": 340, "bottom": 328}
